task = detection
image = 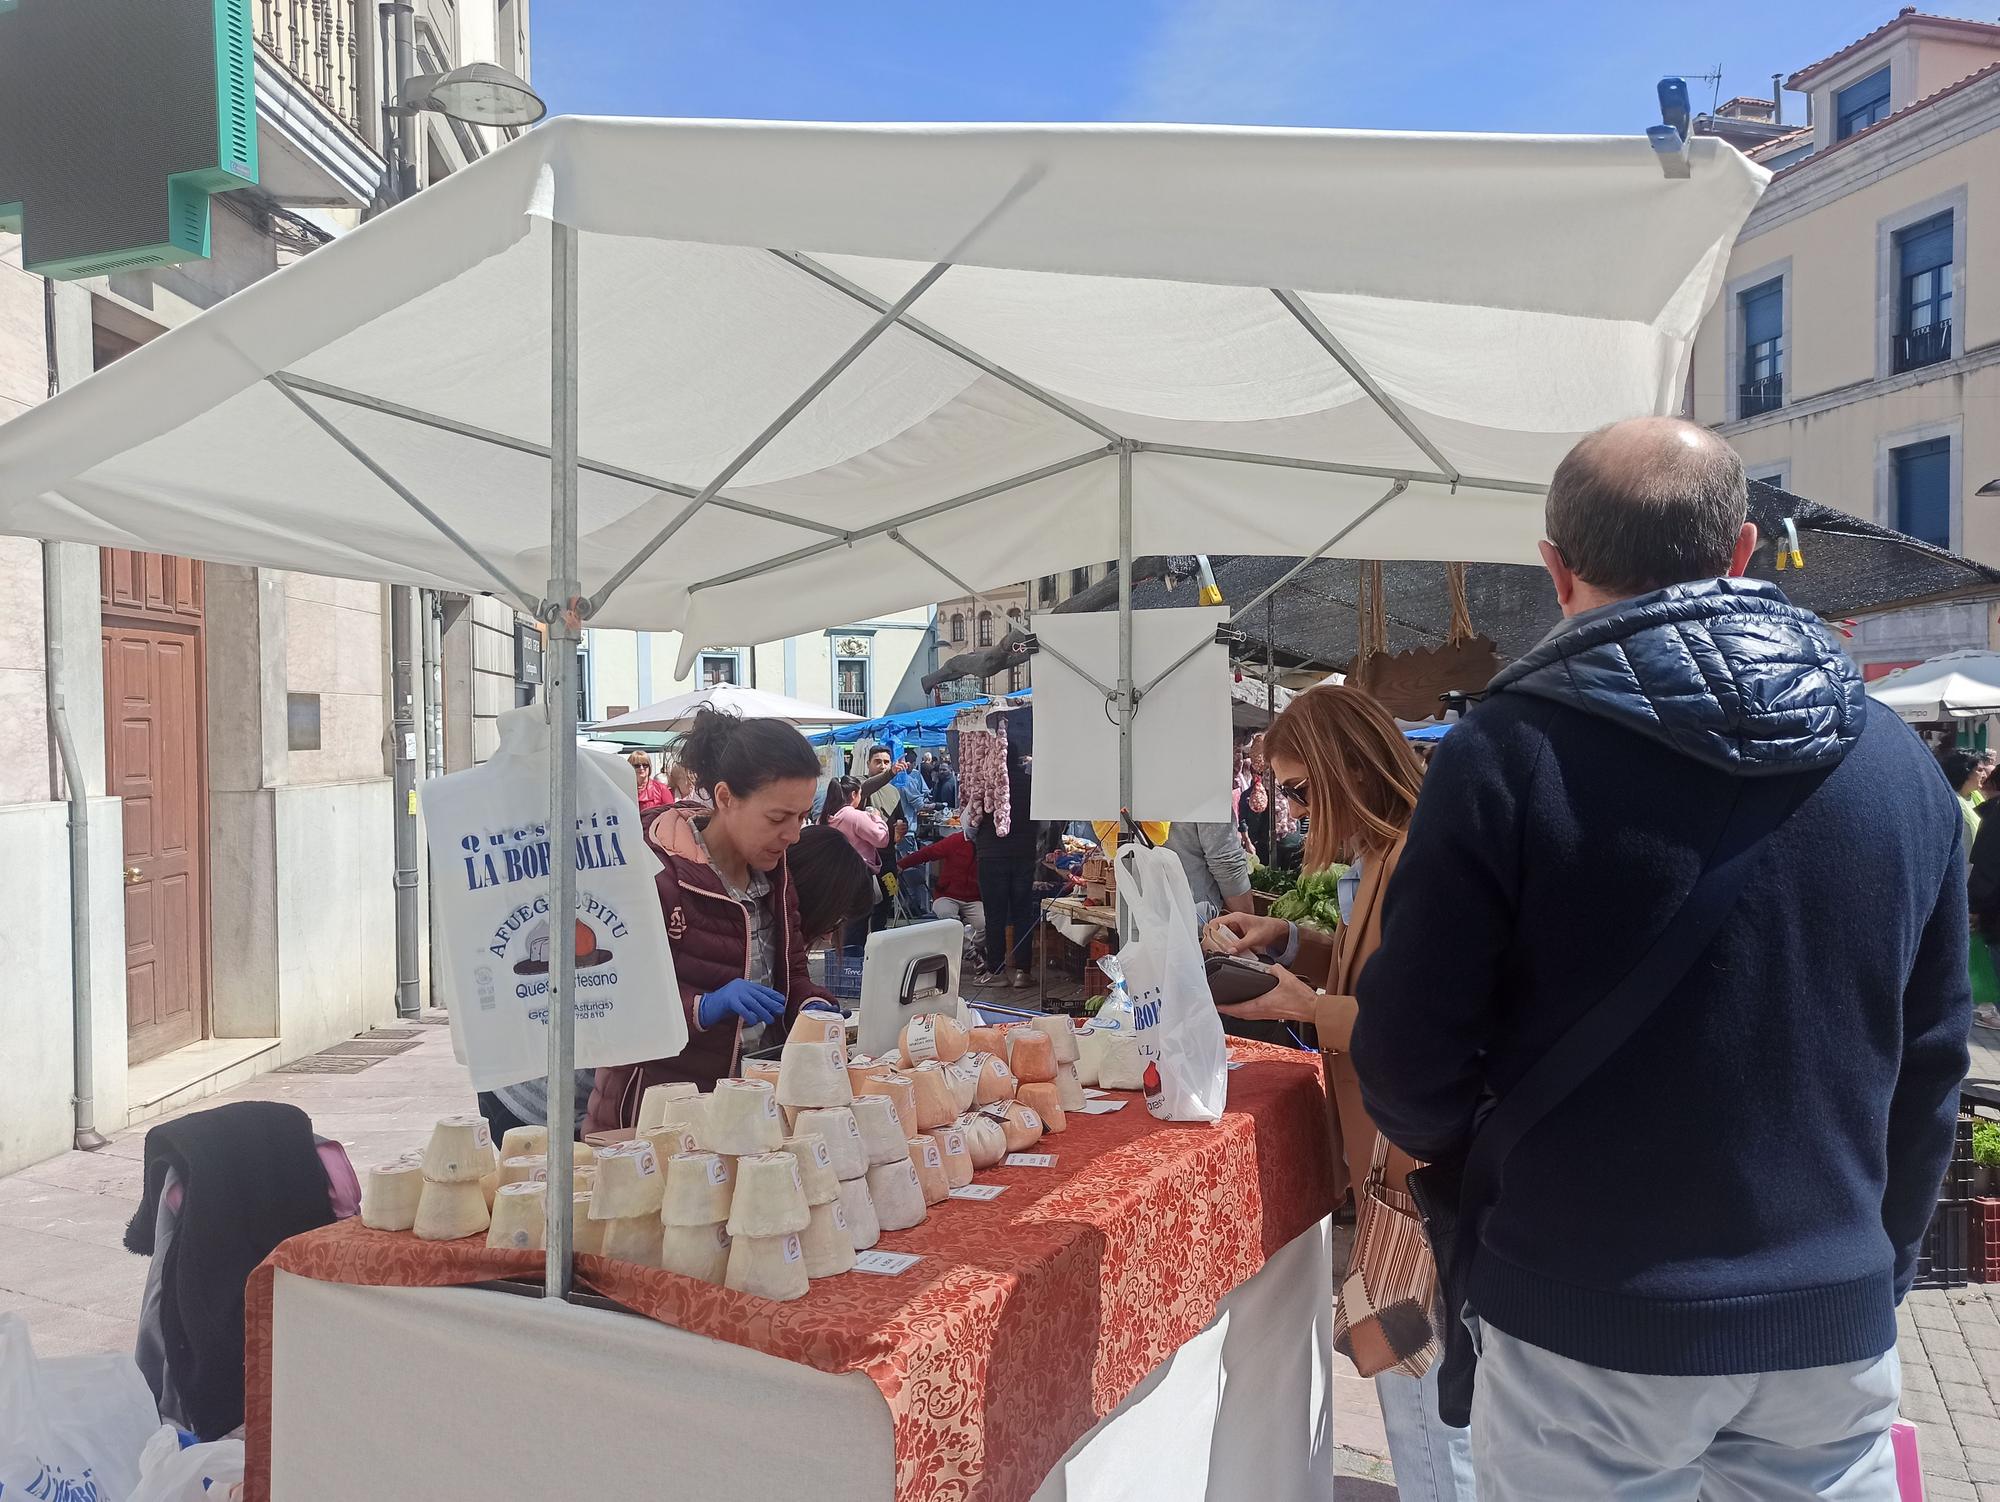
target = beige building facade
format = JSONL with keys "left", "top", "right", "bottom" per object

{"left": 0, "top": 1, "right": 532, "bottom": 1176}
{"left": 930, "top": 563, "right": 1115, "bottom": 702}
{"left": 1692, "top": 11, "right": 2000, "bottom": 674}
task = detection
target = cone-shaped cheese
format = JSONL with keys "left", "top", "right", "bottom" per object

{"left": 777, "top": 1038, "right": 852, "bottom": 1108}
{"left": 957, "top": 1112, "right": 1007, "bottom": 1169}
{"left": 479, "top": 1169, "right": 499, "bottom": 1209}
{"left": 1018, "top": 1082, "right": 1066, "bottom": 1134}
{"left": 573, "top": 1141, "right": 598, "bottom": 1169}
{"left": 852, "top": 1095, "right": 909, "bottom": 1167}
{"left": 801, "top": 1197, "right": 858, "bottom": 1277}
{"left": 793, "top": 1106, "right": 867, "bottom": 1180}
{"left": 837, "top": 1175, "right": 880, "bottom": 1251}
{"left": 636, "top": 1081, "right": 701, "bottom": 1134}
{"left": 943, "top": 1056, "right": 980, "bottom": 1113}
{"left": 663, "top": 1151, "right": 736, "bottom": 1226}
{"left": 571, "top": 1191, "right": 605, "bottom": 1256}
{"left": 487, "top": 1180, "right": 547, "bottom": 1250}
{"left": 1098, "top": 1033, "right": 1147, "bottom": 1090}
{"left": 361, "top": 1161, "right": 424, "bottom": 1231}
{"left": 857, "top": 1072, "right": 916, "bottom": 1140}
{"left": 790, "top": 1009, "right": 847, "bottom": 1044}
{"left": 588, "top": 1141, "right": 663, "bottom": 1221}
{"left": 600, "top": 1214, "right": 663, "bottom": 1268}
{"left": 743, "top": 1058, "right": 783, "bottom": 1091}
{"left": 497, "top": 1154, "right": 547, "bottom": 1189}
{"left": 727, "top": 1152, "right": 813, "bottom": 1238}
{"left": 1006, "top": 1029, "right": 1058, "bottom": 1085}
{"left": 422, "top": 1114, "right": 496, "bottom": 1184}
{"left": 866, "top": 1158, "right": 929, "bottom": 1232}
{"left": 498, "top": 1124, "right": 549, "bottom": 1162}
{"left": 661, "top": 1221, "right": 732, "bottom": 1284}
{"left": 899, "top": 1012, "right": 969, "bottom": 1066}
{"left": 703, "top": 1078, "right": 784, "bottom": 1156}
{"left": 725, "top": 1231, "right": 810, "bottom": 1301}
{"left": 639, "top": 1123, "right": 701, "bottom": 1164}
{"left": 909, "top": 1136, "right": 949, "bottom": 1204}
{"left": 414, "top": 1178, "right": 490, "bottom": 1240}
{"left": 778, "top": 1134, "right": 842, "bottom": 1207}
{"left": 968, "top": 1025, "right": 1008, "bottom": 1057}
{"left": 1072, "top": 1025, "right": 1102, "bottom": 1088}
{"left": 972, "top": 1052, "right": 1019, "bottom": 1106}
{"left": 908, "top": 1062, "right": 958, "bottom": 1131}
{"left": 845, "top": 1053, "right": 881, "bottom": 1094}
{"left": 1054, "top": 1061, "right": 1086, "bottom": 1114}
{"left": 1030, "top": 1014, "right": 1082, "bottom": 1065}
{"left": 985, "top": 1100, "right": 1044, "bottom": 1152}
{"left": 936, "top": 1125, "right": 975, "bottom": 1189}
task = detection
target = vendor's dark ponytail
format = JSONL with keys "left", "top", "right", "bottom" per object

{"left": 679, "top": 707, "right": 821, "bottom": 799}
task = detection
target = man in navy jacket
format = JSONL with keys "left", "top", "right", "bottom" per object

{"left": 1353, "top": 417, "right": 1969, "bottom": 1499}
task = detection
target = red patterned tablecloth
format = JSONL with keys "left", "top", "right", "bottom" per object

{"left": 243, "top": 1041, "right": 1334, "bottom": 1502}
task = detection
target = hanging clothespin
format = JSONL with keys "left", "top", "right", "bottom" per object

{"left": 1773, "top": 518, "right": 1804, "bottom": 572}
{"left": 1119, "top": 809, "right": 1156, "bottom": 849}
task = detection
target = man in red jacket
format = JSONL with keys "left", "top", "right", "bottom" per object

{"left": 901, "top": 829, "right": 985, "bottom": 974}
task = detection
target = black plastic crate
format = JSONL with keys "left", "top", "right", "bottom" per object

{"left": 1916, "top": 1200, "right": 1973, "bottom": 1290}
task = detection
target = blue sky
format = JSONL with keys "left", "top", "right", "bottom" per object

{"left": 530, "top": 0, "right": 1907, "bottom": 133}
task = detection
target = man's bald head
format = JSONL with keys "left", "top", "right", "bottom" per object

{"left": 1545, "top": 417, "right": 1748, "bottom": 598}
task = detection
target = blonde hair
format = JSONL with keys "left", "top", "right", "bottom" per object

{"left": 1263, "top": 685, "right": 1423, "bottom": 871}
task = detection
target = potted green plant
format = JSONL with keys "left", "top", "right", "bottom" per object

{"left": 1973, "top": 1120, "right": 2000, "bottom": 1197}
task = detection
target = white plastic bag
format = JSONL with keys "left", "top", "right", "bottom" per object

{"left": 127, "top": 1425, "right": 246, "bottom": 1501}
{"left": 1111, "top": 841, "right": 1230, "bottom": 1122}
{"left": 0, "top": 1312, "right": 161, "bottom": 1502}
{"left": 420, "top": 707, "right": 688, "bottom": 1090}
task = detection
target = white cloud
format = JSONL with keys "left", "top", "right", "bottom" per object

{"left": 1120, "top": 0, "right": 1348, "bottom": 124}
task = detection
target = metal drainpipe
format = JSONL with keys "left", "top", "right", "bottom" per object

{"left": 42, "top": 277, "right": 107, "bottom": 1151}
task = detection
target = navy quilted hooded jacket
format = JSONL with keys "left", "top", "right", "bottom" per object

{"left": 1352, "top": 577, "right": 1970, "bottom": 1378}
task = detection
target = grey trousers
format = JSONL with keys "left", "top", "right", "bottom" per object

{"left": 1471, "top": 1322, "right": 1902, "bottom": 1501}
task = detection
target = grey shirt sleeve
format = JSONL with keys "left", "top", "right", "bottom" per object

{"left": 1200, "top": 820, "right": 1253, "bottom": 898}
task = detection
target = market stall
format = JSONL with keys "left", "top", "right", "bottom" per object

{"left": 0, "top": 114, "right": 1764, "bottom": 1500}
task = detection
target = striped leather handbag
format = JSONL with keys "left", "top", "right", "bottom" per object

{"left": 1331, "top": 1133, "right": 1442, "bottom": 1379}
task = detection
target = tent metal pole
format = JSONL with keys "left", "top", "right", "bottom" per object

{"left": 586, "top": 260, "right": 955, "bottom": 616}
{"left": 1135, "top": 440, "right": 1543, "bottom": 496}
{"left": 1117, "top": 440, "right": 1135, "bottom": 817}
{"left": 685, "top": 447, "right": 1113, "bottom": 597}
{"left": 770, "top": 251, "right": 1126, "bottom": 444}
{"left": 543, "top": 220, "right": 582, "bottom": 1302}
{"left": 265, "top": 374, "right": 542, "bottom": 613}
{"left": 1270, "top": 290, "right": 1462, "bottom": 487}
{"left": 274, "top": 373, "right": 847, "bottom": 539}
{"left": 1136, "top": 479, "right": 1409, "bottom": 700}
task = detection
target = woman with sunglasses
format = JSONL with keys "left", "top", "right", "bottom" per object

{"left": 628, "top": 750, "right": 671, "bottom": 812}
{"left": 1202, "top": 684, "right": 1475, "bottom": 1501}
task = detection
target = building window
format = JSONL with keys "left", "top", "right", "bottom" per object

{"left": 976, "top": 610, "right": 994, "bottom": 646}
{"left": 1037, "top": 575, "right": 1057, "bottom": 606}
{"left": 1069, "top": 566, "right": 1091, "bottom": 595}
{"left": 1894, "top": 213, "right": 1953, "bottom": 373}
{"left": 1892, "top": 436, "right": 1952, "bottom": 548}
{"left": 1836, "top": 68, "right": 1891, "bottom": 140}
{"left": 698, "top": 652, "right": 740, "bottom": 688}
{"left": 1006, "top": 607, "right": 1023, "bottom": 629}
{"left": 1738, "top": 279, "right": 1784, "bottom": 417}
{"left": 836, "top": 658, "right": 869, "bottom": 718}
{"left": 576, "top": 646, "right": 592, "bottom": 725}
{"left": 1007, "top": 662, "right": 1027, "bottom": 694}
{"left": 949, "top": 611, "right": 965, "bottom": 643}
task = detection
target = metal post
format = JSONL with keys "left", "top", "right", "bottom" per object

{"left": 1116, "top": 443, "right": 1134, "bottom": 937}
{"left": 386, "top": 3, "right": 419, "bottom": 204}
{"left": 1264, "top": 596, "right": 1277, "bottom": 866}
{"left": 543, "top": 222, "right": 581, "bottom": 1299}
{"left": 390, "top": 585, "right": 420, "bottom": 1018}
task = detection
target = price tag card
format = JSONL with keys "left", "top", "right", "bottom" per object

{"left": 1081, "top": 1088, "right": 1111, "bottom": 1100}
{"left": 1005, "top": 1152, "right": 1058, "bottom": 1168}
{"left": 1226, "top": 1062, "right": 1247, "bottom": 1072}
{"left": 1076, "top": 1099, "right": 1128, "bottom": 1115}
{"left": 854, "top": 1250, "right": 923, "bottom": 1276}
{"left": 948, "top": 1183, "right": 1008, "bottom": 1201}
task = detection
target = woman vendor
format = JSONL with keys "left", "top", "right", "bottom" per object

{"left": 1202, "top": 685, "right": 1476, "bottom": 1500}
{"left": 585, "top": 708, "right": 834, "bottom": 1130}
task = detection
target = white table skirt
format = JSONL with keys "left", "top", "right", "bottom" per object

{"left": 269, "top": 1216, "right": 1332, "bottom": 1501}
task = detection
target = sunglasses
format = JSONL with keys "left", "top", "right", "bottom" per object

{"left": 1277, "top": 778, "right": 1311, "bottom": 807}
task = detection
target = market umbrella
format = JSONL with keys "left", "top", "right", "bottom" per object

{"left": 590, "top": 683, "right": 860, "bottom": 733}
{"left": 1866, "top": 652, "right": 2000, "bottom": 723}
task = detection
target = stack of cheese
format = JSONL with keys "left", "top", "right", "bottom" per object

{"left": 782, "top": 1013, "right": 883, "bottom": 1257}
{"left": 411, "top": 1115, "right": 497, "bottom": 1241}
{"left": 588, "top": 1137, "right": 666, "bottom": 1265}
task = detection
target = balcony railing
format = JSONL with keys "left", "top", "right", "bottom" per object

{"left": 837, "top": 692, "right": 869, "bottom": 717}
{"left": 1895, "top": 320, "right": 1953, "bottom": 374}
{"left": 1738, "top": 375, "right": 1783, "bottom": 418}
{"left": 258, "top": 0, "right": 364, "bottom": 136}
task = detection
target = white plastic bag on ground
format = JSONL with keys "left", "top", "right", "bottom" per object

{"left": 1112, "top": 841, "right": 1230, "bottom": 1123}
{"left": 127, "top": 1424, "right": 246, "bottom": 1501}
{"left": 0, "top": 1312, "right": 161, "bottom": 1502}
{"left": 420, "top": 707, "right": 687, "bottom": 1090}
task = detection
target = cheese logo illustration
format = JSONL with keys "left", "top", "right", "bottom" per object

{"left": 513, "top": 915, "right": 613, "bottom": 976}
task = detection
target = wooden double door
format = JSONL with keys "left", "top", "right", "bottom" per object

{"left": 102, "top": 549, "right": 209, "bottom": 1064}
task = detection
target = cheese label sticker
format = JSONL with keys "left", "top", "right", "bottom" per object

{"left": 1005, "top": 1152, "right": 1057, "bottom": 1168}
{"left": 904, "top": 1162, "right": 921, "bottom": 1190}
{"left": 634, "top": 1145, "right": 658, "bottom": 1176}
{"left": 783, "top": 1234, "right": 802, "bottom": 1263}
{"left": 846, "top": 1116, "right": 863, "bottom": 1140}
{"left": 922, "top": 1141, "right": 943, "bottom": 1169}
{"left": 707, "top": 1157, "right": 728, "bottom": 1186}
{"left": 763, "top": 1092, "right": 780, "bottom": 1119}
{"left": 909, "top": 1014, "right": 939, "bottom": 1063}
{"left": 1078, "top": 1099, "right": 1128, "bottom": 1115}
{"left": 473, "top": 1121, "right": 492, "bottom": 1147}
{"left": 854, "top": 1250, "right": 922, "bottom": 1276}
{"left": 833, "top": 1203, "right": 849, "bottom": 1231}
{"left": 949, "top": 1183, "right": 1007, "bottom": 1201}
{"left": 943, "top": 1130, "right": 965, "bottom": 1156}
{"left": 1017, "top": 1108, "right": 1041, "bottom": 1132}
{"left": 831, "top": 1041, "right": 847, "bottom": 1068}
{"left": 812, "top": 1141, "right": 832, "bottom": 1169}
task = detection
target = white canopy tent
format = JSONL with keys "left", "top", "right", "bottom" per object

{"left": 0, "top": 117, "right": 1767, "bottom": 1293}
{"left": 591, "top": 684, "right": 862, "bottom": 733}
{"left": 1866, "top": 651, "right": 2000, "bottom": 723}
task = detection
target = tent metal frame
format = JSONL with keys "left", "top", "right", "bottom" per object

{"left": 252, "top": 245, "right": 1548, "bottom": 1297}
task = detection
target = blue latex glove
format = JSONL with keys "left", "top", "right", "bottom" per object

{"left": 698, "top": 978, "right": 787, "bottom": 1029}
